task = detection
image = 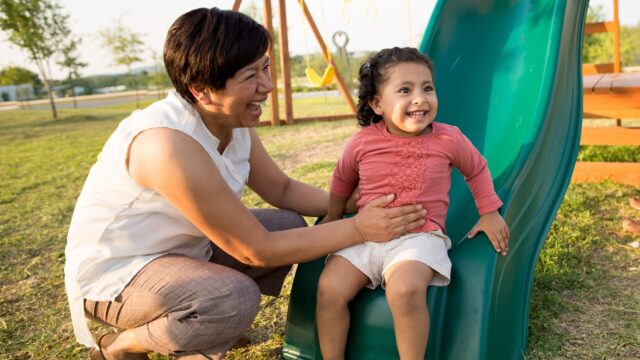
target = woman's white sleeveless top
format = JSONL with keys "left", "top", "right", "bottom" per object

{"left": 64, "top": 91, "right": 251, "bottom": 347}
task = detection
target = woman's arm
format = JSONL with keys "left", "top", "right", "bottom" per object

{"left": 128, "top": 128, "right": 426, "bottom": 267}
{"left": 246, "top": 129, "right": 328, "bottom": 217}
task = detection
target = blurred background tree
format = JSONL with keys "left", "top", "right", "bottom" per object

{"left": 0, "top": 0, "right": 74, "bottom": 119}
{"left": 57, "top": 36, "right": 87, "bottom": 108}
{"left": 583, "top": 4, "right": 640, "bottom": 68}
{"left": 99, "top": 21, "right": 144, "bottom": 108}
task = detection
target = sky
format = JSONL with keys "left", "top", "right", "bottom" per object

{"left": 0, "top": 0, "right": 638, "bottom": 80}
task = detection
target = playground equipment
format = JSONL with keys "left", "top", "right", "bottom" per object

{"left": 303, "top": 50, "right": 335, "bottom": 87}
{"left": 300, "top": 0, "right": 336, "bottom": 88}
{"left": 283, "top": 0, "right": 588, "bottom": 358}
{"left": 232, "top": 0, "right": 356, "bottom": 126}
{"left": 576, "top": 0, "right": 640, "bottom": 185}
{"left": 332, "top": 31, "right": 353, "bottom": 88}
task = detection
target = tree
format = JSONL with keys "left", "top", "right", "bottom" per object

{"left": 57, "top": 36, "right": 87, "bottom": 108}
{"left": 620, "top": 22, "right": 640, "bottom": 67}
{"left": 582, "top": 5, "right": 640, "bottom": 68}
{"left": 100, "top": 21, "right": 144, "bottom": 108}
{"left": 0, "top": 66, "right": 42, "bottom": 88}
{"left": 0, "top": 0, "right": 71, "bottom": 119}
{"left": 583, "top": 5, "right": 611, "bottom": 65}
{"left": 149, "top": 49, "right": 168, "bottom": 100}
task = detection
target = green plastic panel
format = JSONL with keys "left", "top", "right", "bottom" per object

{"left": 283, "top": 0, "right": 588, "bottom": 358}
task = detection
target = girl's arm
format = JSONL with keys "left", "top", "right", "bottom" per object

{"left": 128, "top": 128, "right": 426, "bottom": 267}
{"left": 452, "top": 129, "right": 509, "bottom": 255}
{"left": 318, "top": 193, "right": 349, "bottom": 224}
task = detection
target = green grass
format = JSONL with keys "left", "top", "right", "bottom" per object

{"left": 0, "top": 101, "right": 639, "bottom": 359}
{"left": 578, "top": 145, "right": 640, "bottom": 162}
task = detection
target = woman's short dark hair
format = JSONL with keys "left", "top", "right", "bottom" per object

{"left": 356, "top": 47, "right": 434, "bottom": 127}
{"left": 164, "top": 7, "right": 271, "bottom": 104}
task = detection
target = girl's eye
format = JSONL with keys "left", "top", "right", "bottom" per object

{"left": 399, "top": 87, "right": 410, "bottom": 94}
{"left": 424, "top": 85, "right": 435, "bottom": 92}
{"left": 245, "top": 73, "right": 256, "bottom": 80}
{"left": 263, "top": 64, "right": 270, "bottom": 72}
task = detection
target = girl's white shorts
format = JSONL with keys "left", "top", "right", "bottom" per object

{"left": 330, "top": 230, "right": 452, "bottom": 289}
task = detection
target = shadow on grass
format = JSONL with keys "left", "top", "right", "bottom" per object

{"left": 40, "top": 113, "right": 124, "bottom": 127}
{"left": 0, "top": 112, "right": 121, "bottom": 133}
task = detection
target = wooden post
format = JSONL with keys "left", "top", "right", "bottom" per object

{"left": 278, "top": 0, "right": 294, "bottom": 124}
{"left": 263, "top": 0, "right": 280, "bottom": 126}
{"left": 297, "top": 0, "right": 357, "bottom": 114}
{"left": 612, "top": 0, "right": 621, "bottom": 74}
{"left": 232, "top": 0, "right": 242, "bottom": 11}
{"left": 612, "top": 0, "right": 622, "bottom": 126}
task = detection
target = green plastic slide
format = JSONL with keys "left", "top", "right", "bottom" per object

{"left": 283, "top": 0, "right": 588, "bottom": 358}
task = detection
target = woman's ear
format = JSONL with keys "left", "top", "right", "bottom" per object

{"left": 369, "top": 95, "right": 383, "bottom": 116}
{"left": 188, "top": 84, "right": 210, "bottom": 105}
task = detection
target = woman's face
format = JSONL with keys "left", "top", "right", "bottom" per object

{"left": 203, "top": 54, "right": 273, "bottom": 128}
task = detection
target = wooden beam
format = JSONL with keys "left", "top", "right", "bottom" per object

{"left": 257, "top": 114, "right": 354, "bottom": 127}
{"left": 232, "top": 0, "right": 242, "bottom": 11}
{"left": 582, "top": 63, "right": 614, "bottom": 75}
{"left": 583, "top": 92, "right": 640, "bottom": 119}
{"left": 572, "top": 162, "right": 640, "bottom": 185}
{"left": 580, "top": 127, "right": 640, "bottom": 146}
{"left": 613, "top": 0, "right": 621, "bottom": 73}
{"left": 297, "top": 0, "right": 357, "bottom": 114}
{"left": 277, "top": 0, "right": 294, "bottom": 124}
{"left": 262, "top": 0, "right": 280, "bottom": 126}
{"left": 584, "top": 21, "right": 617, "bottom": 34}
{"left": 584, "top": 109, "right": 640, "bottom": 119}
{"left": 583, "top": 0, "right": 621, "bottom": 74}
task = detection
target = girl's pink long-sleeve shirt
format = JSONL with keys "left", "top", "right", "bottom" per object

{"left": 331, "top": 121, "right": 503, "bottom": 233}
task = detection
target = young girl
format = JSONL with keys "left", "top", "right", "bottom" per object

{"left": 316, "top": 47, "right": 510, "bottom": 360}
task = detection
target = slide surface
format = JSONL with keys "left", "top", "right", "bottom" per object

{"left": 283, "top": 0, "right": 588, "bottom": 358}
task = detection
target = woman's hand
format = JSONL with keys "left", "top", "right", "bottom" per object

{"left": 468, "top": 211, "right": 510, "bottom": 256}
{"left": 353, "top": 194, "right": 426, "bottom": 243}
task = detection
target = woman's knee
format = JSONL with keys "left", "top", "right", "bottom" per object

{"left": 253, "top": 208, "right": 307, "bottom": 231}
{"left": 202, "top": 273, "right": 261, "bottom": 328}
{"left": 157, "top": 274, "right": 261, "bottom": 353}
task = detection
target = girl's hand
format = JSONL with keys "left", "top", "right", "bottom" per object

{"left": 354, "top": 194, "right": 426, "bottom": 243}
{"left": 318, "top": 214, "right": 342, "bottom": 225}
{"left": 468, "top": 211, "right": 510, "bottom": 256}
{"left": 344, "top": 186, "right": 361, "bottom": 214}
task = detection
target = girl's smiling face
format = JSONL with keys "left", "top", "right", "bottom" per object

{"left": 369, "top": 62, "right": 438, "bottom": 137}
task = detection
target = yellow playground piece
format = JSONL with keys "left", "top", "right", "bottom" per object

{"left": 305, "top": 63, "right": 335, "bottom": 87}
{"left": 304, "top": 46, "right": 335, "bottom": 87}
{"left": 299, "top": 0, "right": 336, "bottom": 87}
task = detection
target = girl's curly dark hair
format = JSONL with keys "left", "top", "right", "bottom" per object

{"left": 356, "top": 47, "right": 434, "bottom": 127}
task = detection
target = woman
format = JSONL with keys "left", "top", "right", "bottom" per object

{"left": 64, "top": 7, "right": 425, "bottom": 360}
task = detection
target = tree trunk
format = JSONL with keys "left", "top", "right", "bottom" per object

{"left": 42, "top": 77, "right": 58, "bottom": 120}
{"left": 128, "top": 65, "right": 140, "bottom": 109}
{"left": 71, "top": 80, "right": 77, "bottom": 109}
{"left": 36, "top": 60, "right": 57, "bottom": 119}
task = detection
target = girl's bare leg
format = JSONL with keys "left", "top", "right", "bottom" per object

{"left": 384, "top": 261, "right": 435, "bottom": 360}
{"left": 316, "top": 256, "right": 370, "bottom": 360}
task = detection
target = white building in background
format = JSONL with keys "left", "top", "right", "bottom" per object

{"left": 0, "top": 84, "right": 35, "bottom": 101}
{"left": 94, "top": 85, "right": 126, "bottom": 94}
